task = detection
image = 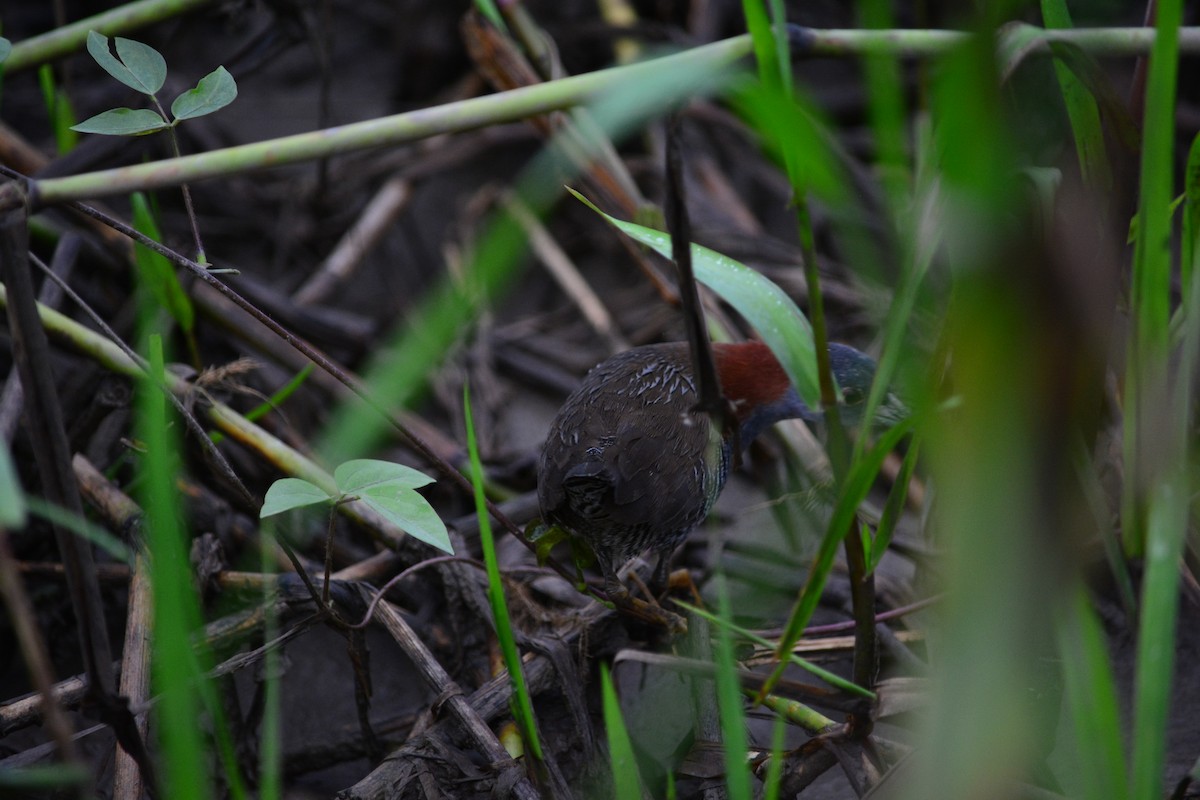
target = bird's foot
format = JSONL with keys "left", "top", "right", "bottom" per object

{"left": 601, "top": 580, "right": 686, "bottom": 633}
{"left": 616, "top": 593, "right": 688, "bottom": 634}
{"left": 665, "top": 568, "right": 704, "bottom": 606}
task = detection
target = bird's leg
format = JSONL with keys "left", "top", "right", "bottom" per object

{"left": 599, "top": 559, "right": 630, "bottom": 605}
{"left": 597, "top": 557, "right": 687, "bottom": 632}
{"left": 649, "top": 552, "right": 672, "bottom": 597}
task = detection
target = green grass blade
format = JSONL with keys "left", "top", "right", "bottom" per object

{"left": 25, "top": 496, "right": 133, "bottom": 564}
{"left": 1123, "top": 0, "right": 1182, "bottom": 557}
{"left": 867, "top": 436, "right": 920, "bottom": 573}
{"left": 463, "top": 382, "right": 542, "bottom": 759}
{"left": 1040, "top": 0, "right": 1110, "bottom": 191}
{"left": 142, "top": 333, "right": 249, "bottom": 799}
{"left": 1183, "top": 133, "right": 1200, "bottom": 311}
{"left": 37, "top": 64, "right": 78, "bottom": 155}
{"left": 258, "top": 520, "right": 282, "bottom": 800}
{"left": 472, "top": 0, "right": 507, "bottom": 31}
{"left": 761, "top": 712, "right": 787, "bottom": 800}
{"left": 0, "top": 438, "right": 24, "bottom": 528}
{"left": 771, "top": 416, "right": 914, "bottom": 671}
{"left": 742, "top": 0, "right": 789, "bottom": 94}
{"left": 728, "top": 79, "right": 846, "bottom": 206}
{"left": 210, "top": 364, "right": 313, "bottom": 444}
{"left": 1131, "top": 478, "right": 1189, "bottom": 800}
{"left": 1056, "top": 584, "right": 1126, "bottom": 800}
{"left": 600, "top": 663, "right": 643, "bottom": 799}
{"left": 0, "top": 765, "right": 91, "bottom": 792}
{"left": 140, "top": 334, "right": 208, "bottom": 800}
{"left": 676, "top": 600, "right": 875, "bottom": 699}
{"left": 712, "top": 574, "right": 752, "bottom": 800}
{"left": 131, "top": 191, "right": 195, "bottom": 333}
{"left": 857, "top": 0, "right": 907, "bottom": 207}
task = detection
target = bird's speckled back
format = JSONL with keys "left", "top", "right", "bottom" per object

{"left": 537, "top": 343, "right": 728, "bottom": 567}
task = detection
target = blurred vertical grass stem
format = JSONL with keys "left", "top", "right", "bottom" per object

{"left": 140, "top": 333, "right": 247, "bottom": 797}
{"left": 1122, "top": 2, "right": 1188, "bottom": 799}
{"left": 908, "top": 15, "right": 1057, "bottom": 798}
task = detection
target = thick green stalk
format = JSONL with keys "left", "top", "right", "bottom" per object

{"left": 4, "top": 0, "right": 217, "bottom": 73}
{"left": 9, "top": 28, "right": 1200, "bottom": 210}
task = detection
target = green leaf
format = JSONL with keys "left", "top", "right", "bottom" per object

{"left": 131, "top": 192, "right": 195, "bottom": 331}
{"left": 86, "top": 31, "right": 165, "bottom": 95}
{"left": 115, "top": 36, "right": 167, "bottom": 94}
{"left": 333, "top": 459, "right": 435, "bottom": 494}
{"left": 71, "top": 108, "right": 168, "bottom": 136}
{"left": 527, "top": 521, "right": 569, "bottom": 566}
{"left": 260, "top": 478, "right": 332, "bottom": 517}
{"left": 171, "top": 66, "right": 237, "bottom": 121}
{"left": 356, "top": 486, "right": 451, "bottom": 554}
{"left": 0, "top": 38, "right": 12, "bottom": 66}
{"left": 0, "top": 439, "right": 26, "bottom": 528}
{"left": 568, "top": 188, "right": 819, "bottom": 407}
{"left": 335, "top": 459, "right": 447, "bottom": 552}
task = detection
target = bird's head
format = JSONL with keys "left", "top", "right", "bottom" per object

{"left": 713, "top": 341, "right": 907, "bottom": 446}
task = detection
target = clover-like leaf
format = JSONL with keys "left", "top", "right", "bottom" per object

{"left": 171, "top": 66, "right": 237, "bottom": 121}
{"left": 71, "top": 108, "right": 169, "bottom": 136}
{"left": 261, "top": 478, "right": 333, "bottom": 518}
{"left": 569, "top": 188, "right": 820, "bottom": 407}
{"left": 334, "top": 459, "right": 436, "bottom": 494}
{"left": 86, "top": 31, "right": 166, "bottom": 95}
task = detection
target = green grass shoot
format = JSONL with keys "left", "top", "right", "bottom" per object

{"left": 463, "top": 382, "right": 543, "bottom": 760}
{"left": 600, "top": 663, "right": 643, "bottom": 800}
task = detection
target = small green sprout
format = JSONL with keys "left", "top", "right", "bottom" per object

{"left": 261, "top": 459, "right": 451, "bottom": 555}
{"left": 71, "top": 31, "right": 237, "bottom": 136}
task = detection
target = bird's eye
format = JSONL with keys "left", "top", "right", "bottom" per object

{"left": 842, "top": 387, "right": 864, "bottom": 405}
